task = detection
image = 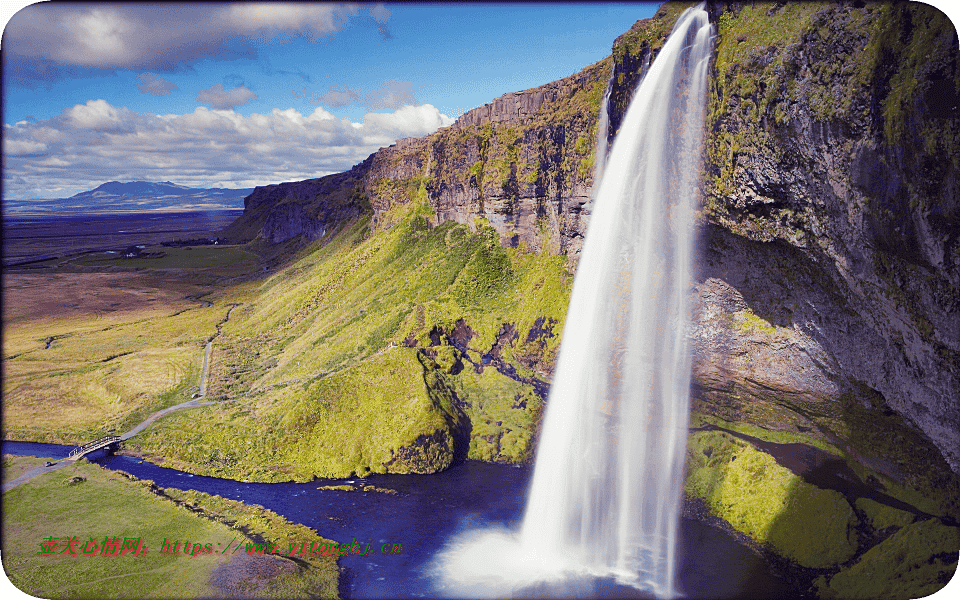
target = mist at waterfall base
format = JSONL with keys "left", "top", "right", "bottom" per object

{"left": 432, "top": 6, "right": 714, "bottom": 599}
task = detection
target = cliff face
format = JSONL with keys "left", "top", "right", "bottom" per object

{"left": 225, "top": 1, "right": 959, "bottom": 474}
{"left": 221, "top": 164, "right": 370, "bottom": 244}
{"left": 360, "top": 61, "right": 610, "bottom": 262}
{"left": 697, "top": 1, "right": 960, "bottom": 474}
{"left": 218, "top": 1, "right": 959, "bottom": 589}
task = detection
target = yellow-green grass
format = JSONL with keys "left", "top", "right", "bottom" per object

{"left": 2, "top": 455, "right": 51, "bottom": 483}
{"left": 684, "top": 420, "right": 960, "bottom": 597}
{"left": 690, "top": 412, "right": 843, "bottom": 455}
{"left": 4, "top": 347, "right": 200, "bottom": 443}
{"left": 129, "top": 348, "right": 462, "bottom": 481}
{"left": 685, "top": 428, "right": 858, "bottom": 568}
{"left": 3, "top": 301, "right": 225, "bottom": 444}
{"left": 691, "top": 399, "right": 960, "bottom": 522}
{"left": 687, "top": 412, "right": 958, "bottom": 525}
{"left": 211, "top": 201, "right": 569, "bottom": 397}
{"left": 153, "top": 200, "right": 570, "bottom": 478}
{"left": 817, "top": 518, "right": 959, "bottom": 599}
{"left": 2, "top": 459, "right": 339, "bottom": 599}
{"left": 855, "top": 498, "right": 915, "bottom": 531}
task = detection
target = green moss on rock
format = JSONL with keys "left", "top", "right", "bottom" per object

{"left": 686, "top": 429, "right": 858, "bottom": 568}
{"left": 819, "top": 518, "right": 960, "bottom": 599}
{"left": 855, "top": 497, "right": 915, "bottom": 531}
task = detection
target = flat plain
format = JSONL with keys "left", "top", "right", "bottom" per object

{"left": 2, "top": 212, "right": 341, "bottom": 598}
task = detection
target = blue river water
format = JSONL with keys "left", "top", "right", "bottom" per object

{"left": 2, "top": 441, "right": 798, "bottom": 599}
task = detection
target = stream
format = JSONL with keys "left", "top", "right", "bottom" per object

{"left": 2, "top": 441, "right": 798, "bottom": 599}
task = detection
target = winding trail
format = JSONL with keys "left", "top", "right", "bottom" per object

{"left": 3, "top": 302, "right": 238, "bottom": 492}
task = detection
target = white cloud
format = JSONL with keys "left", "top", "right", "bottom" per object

{"left": 362, "top": 104, "right": 455, "bottom": 139}
{"left": 222, "top": 4, "right": 357, "bottom": 40}
{"left": 301, "top": 79, "right": 421, "bottom": 110}
{"left": 138, "top": 73, "right": 179, "bottom": 97}
{"left": 3, "top": 100, "right": 453, "bottom": 199}
{"left": 3, "top": 139, "right": 47, "bottom": 156}
{"left": 197, "top": 84, "right": 258, "bottom": 110}
{"left": 4, "top": 3, "right": 373, "bottom": 76}
{"left": 65, "top": 99, "right": 136, "bottom": 131}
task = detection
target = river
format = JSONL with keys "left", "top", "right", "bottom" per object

{"left": 2, "top": 441, "right": 798, "bottom": 599}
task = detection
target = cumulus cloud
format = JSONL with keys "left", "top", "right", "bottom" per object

{"left": 300, "top": 79, "right": 421, "bottom": 110}
{"left": 197, "top": 84, "right": 258, "bottom": 110}
{"left": 3, "top": 99, "right": 454, "bottom": 199}
{"left": 138, "top": 73, "right": 179, "bottom": 96}
{"left": 3, "top": 3, "right": 384, "bottom": 79}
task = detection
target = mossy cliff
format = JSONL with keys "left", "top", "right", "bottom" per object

{"left": 686, "top": 1, "right": 960, "bottom": 595}
{"left": 128, "top": 1, "right": 959, "bottom": 596}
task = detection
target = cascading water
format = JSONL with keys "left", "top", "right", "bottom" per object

{"left": 520, "top": 4, "right": 712, "bottom": 596}
{"left": 434, "top": 6, "right": 713, "bottom": 598}
{"left": 593, "top": 73, "right": 613, "bottom": 182}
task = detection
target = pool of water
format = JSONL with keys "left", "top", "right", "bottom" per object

{"left": 3, "top": 441, "right": 798, "bottom": 599}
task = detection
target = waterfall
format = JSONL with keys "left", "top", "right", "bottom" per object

{"left": 520, "top": 4, "right": 712, "bottom": 595}
{"left": 593, "top": 73, "right": 613, "bottom": 183}
{"left": 434, "top": 6, "right": 713, "bottom": 598}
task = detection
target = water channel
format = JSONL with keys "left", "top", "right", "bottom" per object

{"left": 3, "top": 441, "right": 797, "bottom": 598}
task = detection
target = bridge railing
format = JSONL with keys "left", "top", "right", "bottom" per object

{"left": 68, "top": 435, "right": 122, "bottom": 459}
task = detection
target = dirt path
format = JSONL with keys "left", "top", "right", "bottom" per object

{"left": 2, "top": 303, "right": 238, "bottom": 492}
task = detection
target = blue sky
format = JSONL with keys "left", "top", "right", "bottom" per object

{"left": 2, "top": 2, "right": 662, "bottom": 201}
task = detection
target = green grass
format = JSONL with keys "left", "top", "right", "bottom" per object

{"left": 685, "top": 428, "right": 858, "bottom": 568}
{"left": 122, "top": 196, "right": 570, "bottom": 480}
{"left": 2, "top": 459, "right": 339, "bottom": 599}
{"left": 818, "top": 518, "right": 959, "bottom": 599}
{"left": 855, "top": 498, "right": 915, "bottom": 531}
{"left": 74, "top": 246, "right": 257, "bottom": 270}
{"left": 130, "top": 348, "right": 461, "bottom": 481}
{"left": 2, "top": 455, "right": 51, "bottom": 483}
{"left": 3, "top": 303, "right": 224, "bottom": 444}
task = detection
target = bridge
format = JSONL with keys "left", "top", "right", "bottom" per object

{"left": 68, "top": 435, "right": 122, "bottom": 460}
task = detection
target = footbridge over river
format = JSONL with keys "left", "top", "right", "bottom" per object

{"left": 67, "top": 435, "right": 122, "bottom": 460}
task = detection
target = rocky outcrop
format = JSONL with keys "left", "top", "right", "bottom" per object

{"left": 259, "top": 202, "right": 325, "bottom": 243}
{"left": 698, "top": 1, "right": 960, "bottom": 472}
{"left": 360, "top": 59, "right": 611, "bottom": 262}
{"left": 221, "top": 163, "right": 370, "bottom": 244}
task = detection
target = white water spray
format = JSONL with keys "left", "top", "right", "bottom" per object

{"left": 435, "top": 6, "right": 713, "bottom": 598}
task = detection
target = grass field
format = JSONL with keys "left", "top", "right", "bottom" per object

{"left": 2, "top": 248, "right": 261, "bottom": 444}
{"left": 2, "top": 455, "right": 51, "bottom": 483}
{"left": 73, "top": 245, "right": 257, "bottom": 272}
{"left": 2, "top": 456, "right": 339, "bottom": 599}
{"left": 127, "top": 201, "right": 569, "bottom": 480}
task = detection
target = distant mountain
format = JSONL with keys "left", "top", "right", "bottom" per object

{"left": 69, "top": 181, "right": 193, "bottom": 199}
{"left": 6, "top": 181, "right": 255, "bottom": 214}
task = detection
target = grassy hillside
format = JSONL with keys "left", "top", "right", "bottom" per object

{"left": 126, "top": 198, "right": 570, "bottom": 481}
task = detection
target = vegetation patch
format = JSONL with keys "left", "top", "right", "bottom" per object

{"left": 131, "top": 348, "right": 461, "bottom": 481}
{"left": 2, "top": 459, "right": 338, "bottom": 598}
{"left": 420, "top": 348, "right": 543, "bottom": 464}
{"left": 817, "top": 518, "right": 959, "bottom": 600}
{"left": 2, "top": 454, "right": 52, "bottom": 483}
{"left": 685, "top": 428, "right": 858, "bottom": 568}
{"left": 3, "top": 303, "right": 221, "bottom": 444}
